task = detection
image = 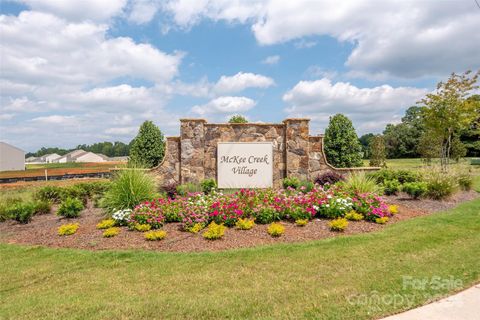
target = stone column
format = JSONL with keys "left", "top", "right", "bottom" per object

{"left": 284, "top": 118, "right": 310, "bottom": 180}
{"left": 180, "top": 119, "right": 206, "bottom": 184}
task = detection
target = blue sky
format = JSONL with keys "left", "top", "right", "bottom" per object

{"left": 1, "top": 0, "right": 479, "bottom": 152}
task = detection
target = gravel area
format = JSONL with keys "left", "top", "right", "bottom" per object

{"left": 0, "top": 191, "right": 477, "bottom": 252}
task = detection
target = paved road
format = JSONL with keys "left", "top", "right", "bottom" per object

{"left": 381, "top": 284, "right": 480, "bottom": 320}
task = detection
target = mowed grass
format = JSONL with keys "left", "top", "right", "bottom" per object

{"left": 363, "top": 157, "right": 479, "bottom": 170}
{"left": 1, "top": 198, "right": 479, "bottom": 319}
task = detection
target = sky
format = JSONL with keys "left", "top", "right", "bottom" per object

{"left": 1, "top": 0, "right": 479, "bottom": 152}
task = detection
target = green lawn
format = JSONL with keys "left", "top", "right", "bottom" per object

{"left": 1, "top": 198, "right": 479, "bottom": 319}
{"left": 363, "top": 157, "right": 479, "bottom": 170}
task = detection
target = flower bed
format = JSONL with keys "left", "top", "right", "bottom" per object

{"left": 123, "top": 186, "right": 392, "bottom": 232}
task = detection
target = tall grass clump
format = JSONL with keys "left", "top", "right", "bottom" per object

{"left": 343, "top": 172, "right": 383, "bottom": 195}
{"left": 101, "top": 166, "right": 157, "bottom": 213}
{"left": 421, "top": 167, "right": 458, "bottom": 200}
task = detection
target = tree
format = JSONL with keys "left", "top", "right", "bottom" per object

{"left": 459, "top": 95, "right": 480, "bottom": 157}
{"left": 129, "top": 121, "right": 165, "bottom": 168}
{"left": 369, "top": 135, "right": 386, "bottom": 167}
{"left": 324, "top": 114, "right": 363, "bottom": 168}
{"left": 383, "top": 106, "right": 426, "bottom": 158}
{"left": 420, "top": 70, "right": 479, "bottom": 169}
{"left": 359, "top": 133, "right": 375, "bottom": 159}
{"left": 228, "top": 115, "right": 248, "bottom": 123}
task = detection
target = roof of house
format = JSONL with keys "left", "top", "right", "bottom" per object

{"left": 0, "top": 141, "right": 25, "bottom": 153}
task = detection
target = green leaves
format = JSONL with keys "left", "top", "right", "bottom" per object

{"left": 129, "top": 121, "right": 165, "bottom": 168}
{"left": 324, "top": 114, "right": 363, "bottom": 168}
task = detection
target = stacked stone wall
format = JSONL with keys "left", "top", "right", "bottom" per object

{"left": 152, "top": 118, "right": 378, "bottom": 187}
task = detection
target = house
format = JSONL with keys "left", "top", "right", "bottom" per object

{"left": 0, "top": 142, "right": 25, "bottom": 171}
{"left": 25, "top": 156, "right": 41, "bottom": 163}
{"left": 40, "top": 153, "right": 61, "bottom": 163}
{"left": 54, "top": 150, "right": 109, "bottom": 163}
{"left": 54, "top": 149, "right": 88, "bottom": 163}
{"left": 74, "top": 151, "right": 108, "bottom": 163}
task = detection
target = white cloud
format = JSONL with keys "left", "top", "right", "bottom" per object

{"left": 105, "top": 127, "right": 138, "bottom": 135}
{"left": 30, "top": 115, "right": 78, "bottom": 125}
{"left": 213, "top": 72, "right": 274, "bottom": 95}
{"left": 283, "top": 78, "right": 427, "bottom": 133}
{"left": 261, "top": 55, "right": 280, "bottom": 65}
{"left": 128, "top": 0, "right": 159, "bottom": 24}
{"left": 191, "top": 96, "right": 256, "bottom": 116}
{"left": 294, "top": 39, "right": 317, "bottom": 49}
{"left": 18, "top": 0, "right": 127, "bottom": 22}
{"left": 0, "top": 11, "right": 182, "bottom": 88}
{"left": 161, "top": 0, "right": 480, "bottom": 78}
{"left": 0, "top": 10, "right": 183, "bottom": 150}
{"left": 0, "top": 113, "right": 15, "bottom": 121}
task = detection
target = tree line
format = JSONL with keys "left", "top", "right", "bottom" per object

{"left": 26, "top": 141, "right": 132, "bottom": 158}
{"left": 358, "top": 71, "right": 479, "bottom": 165}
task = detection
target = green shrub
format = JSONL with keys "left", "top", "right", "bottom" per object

{"left": 58, "top": 223, "right": 79, "bottom": 236}
{"left": 228, "top": 114, "right": 248, "bottom": 123}
{"left": 34, "top": 200, "right": 51, "bottom": 215}
{"left": 289, "top": 207, "right": 312, "bottom": 221}
{"left": 298, "top": 180, "right": 314, "bottom": 193}
{"left": 343, "top": 172, "right": 383, "bottom": 194}
{"left": 402, "top": 182, "right": 428, "bottom": 199}
{"left": 6, "top": 202, "right": 36, "bottom": 224}
{"left": 200, "top": 178, "right": 217, "bottom": 194}
{"left": 295, "top": 219, "right": 308, "bottom": 227}
{"left": 395, "top": 170, "right": 421, "bottom": 184}
{"left": 145, "top": 230, "right": 167, "bottom": 241}
{"left": 62, "top": 185, "right": 89, "bottom": 204}
{"left": 424, "top": 174, "right": 457, "bottom": 200}
{"left": 101, "top": 167, "right": 157, "bottom": 212}
{"left": 1, "top": 198, "right": 22, "bottom": 222}
{"left": 329, "top": 218, "right": 348, "bottom": 232}
{"left": 383, "top": 179, "right": 400, "bottom": 196}
{"left": 57, "top": 198, "right": 84, "bottom": 218}
{"left": 345, "top": 211, "right": 364, "bottom": 221}
{"left": 74, "top": 181, "right": 111, "bottom": 197}
{"left": 368, "top": 169, "right": 420, "bottom": 184}
{"left": 267, "top": 222, "right": 285, "bottom": 237}
{"left": 103, "top": 227, "right": 120, "bottom": 238}
{"left": 203, "top": 222, "right": 226, "bottom": 240}
{"left": 176, "top": 183, "right": 202, "bottom": 196}
{"left": 34, "top": 186, "right": 65, "bottom": 203}
{"left": 236, "top": 218, "right": 255, "bottom": 230}
{"left": 255, "top": 207, "right": 281, "bottom": 224}
{"left": 457, "top": 172, "right": 473, "bottom": 191}
{"left": 282, "top": 177, "right": 300, "bottom": 189}
{"left": 96, "top": 219, "right": 116, "bottom": 229}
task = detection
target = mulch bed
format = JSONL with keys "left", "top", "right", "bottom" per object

{"left": 1, "top": 191, "right": 478, "bottom": 253}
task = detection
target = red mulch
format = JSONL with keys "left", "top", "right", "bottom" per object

{"left": 0, "top": 191, "right": 477, "bottom": 253}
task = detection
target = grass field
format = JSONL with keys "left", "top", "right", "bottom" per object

{"left": 1, "top": 197, "right": 479, "bottom": 319}
{"left": 363, "top": 157, "right": 479, "bottom": 170}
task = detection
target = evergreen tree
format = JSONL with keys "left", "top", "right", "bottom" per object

{"left": 324, "top": 114, "right": 363, "bottom": 168}
{"left": 369, "top": 135, "right": 386, "bottom": 167}
{"left": 129, "top": 121, "right": 165, "bottom": 168}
